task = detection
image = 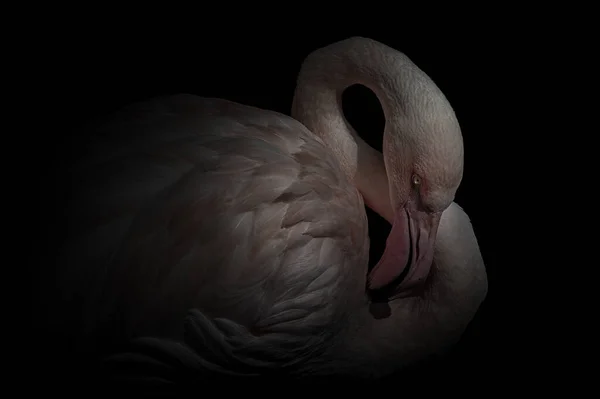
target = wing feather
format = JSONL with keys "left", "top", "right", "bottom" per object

{"left": 54, "top": 95, "right": 369, "bottom": 377}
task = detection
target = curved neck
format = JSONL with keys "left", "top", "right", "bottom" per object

{"left": 291, "top": 37, "right": 429, "bottom": 223}
{"left": 290, "top": 38, "right": 482, "bottom": 377}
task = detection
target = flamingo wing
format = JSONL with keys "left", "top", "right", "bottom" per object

{"left": 55, "top": 95, "right": 369, "bottom": 374}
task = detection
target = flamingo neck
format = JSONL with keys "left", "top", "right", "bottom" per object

{"left": 293, "top": 87, "right": 394, "bottom": 222}
{"left": 290, "top": 37, "right": 481, "bottom": 376}
{"left": 291, "top": 37, "right": 419, "bottom": 223}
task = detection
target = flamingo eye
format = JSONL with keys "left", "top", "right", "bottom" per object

{"left": 412, "top": 174, "right": 421, "bottom": 186}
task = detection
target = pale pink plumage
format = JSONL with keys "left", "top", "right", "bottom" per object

{"left": 52, "top": 38, "right": 488, "bottom": 382}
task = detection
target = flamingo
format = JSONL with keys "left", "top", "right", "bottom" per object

{"left": 53, "top": 37, "right": 487, "bottom": 383}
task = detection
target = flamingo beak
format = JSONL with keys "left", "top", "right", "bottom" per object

{"left": 367, "top": 206, "right": 441, "bottom": 299}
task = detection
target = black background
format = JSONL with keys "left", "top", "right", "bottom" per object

{"left": 29, "top": 15, "right": 553, "bottom": 389}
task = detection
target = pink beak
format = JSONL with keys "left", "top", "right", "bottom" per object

{"left": 367, "top": 206, "right": 441, "bottom": 299}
